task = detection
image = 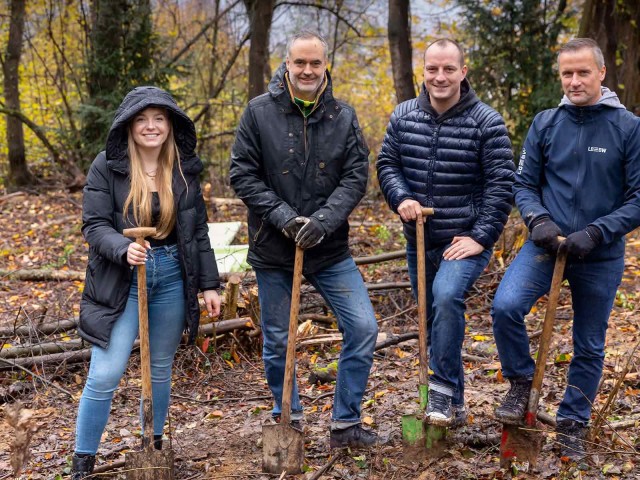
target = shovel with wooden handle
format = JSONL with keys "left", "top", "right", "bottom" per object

{"left": 499, "top": 239, "right": 568, "bottom": 468}
{"left": 401, "top": 208, "right": 446, "bottom": 450}
{"left": 262, "top": 245, "right": 305, "bottom": 474}
{"left": 123, "top": 227, "right": 175, "bottom": 480}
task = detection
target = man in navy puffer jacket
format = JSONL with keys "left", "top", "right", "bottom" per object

{"left": 377, "top": 39, "right": 515, "bottom": 427}
{"left": 492, "top": 38, "right": 640, "bottom": 461}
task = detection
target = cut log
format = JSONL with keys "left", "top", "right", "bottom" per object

{"left": 222, "top": 275, "right": 240, "bottom": 320}
{"left": 0, "top": 339, "right": 84, "bottom": 358}
{"left": 354, "top": 250, "right": 406, "bottom": 265}
{"left": 298, "top": 313, "right": 335, "bottom": 325}
{"left": 0, "top": 269, "right": 85, "bottom": 282}
{"left": 0, "top": 318, "right": 254, "bottom": 369}
{"left": 0, "top": 319, "right": 77, "bottom": 338}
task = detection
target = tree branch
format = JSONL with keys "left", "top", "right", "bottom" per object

{"left": 275, "top": 1, "right": 362, "bottom": 36}
{"left": 165, "top": 0, "right": 243, "bottom": 69}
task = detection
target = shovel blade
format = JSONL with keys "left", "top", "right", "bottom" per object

{"left": 125, "top": 448, "right": 175, "bottom": 480}
{"left": 402, "top": 414, "right": 425, "bottom": 446}
{"left": 262, "top": 423, "right": 304, "bottom": 474}
{"left": 499, "top": 423, "right": 543, "bottom": 468}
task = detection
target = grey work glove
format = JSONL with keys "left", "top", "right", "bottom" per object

{"left": 282, "top": 216, "right": 307, "bottom": 239}
{"left": 295, "top": 217, "right": 326, "bottom": 249}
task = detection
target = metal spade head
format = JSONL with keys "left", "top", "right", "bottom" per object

{"left": 262, "top": 422, "right": 305, "bottom": 474}
{"left": 125, "top": 447, "right": 175, "bottom": 480}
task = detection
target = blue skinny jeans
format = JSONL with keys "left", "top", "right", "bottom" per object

{"left": 75, "top": 245, "right": 185, "bottom": 455}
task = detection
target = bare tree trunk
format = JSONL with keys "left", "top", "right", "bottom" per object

{"left": 243, "top": 0, "right": 275, "bottom": 99}
{"left": 579, "top": 0, "right": 640, "bottom": 109}
{"left": 3, "top": 0, "right": 34, "bottom": 188}
{"left": 388, "top": 0, "right": 416, "bottom": 103}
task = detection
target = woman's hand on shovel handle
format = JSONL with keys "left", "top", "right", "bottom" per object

{"left": 126, "top": 240, "right": 150, "bottom": 266}
{"left": 203, "top": 289, "right": 221, "bottom": 318}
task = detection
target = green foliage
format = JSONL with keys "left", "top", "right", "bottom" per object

{"left": 457, "top": 0, "right": 580, "bottom": 157}
{"left": 80, "top": 0, "right": 173, "bottom": 167}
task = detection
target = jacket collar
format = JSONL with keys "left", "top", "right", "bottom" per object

{"left": 417, "top": 78, "right": 480, "bottom": 123}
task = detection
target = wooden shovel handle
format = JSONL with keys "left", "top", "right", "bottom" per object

{"left": 281, "top": 246, "right": 304, "bottom": 424}
{"left": 525, "top": 239, "right": 567, "bottom": 425}
{"left": 123, "top": 227, "right": 157, "bottom": 449}
{"left": 416, "top": 208, "right": 434, "bottom": 385}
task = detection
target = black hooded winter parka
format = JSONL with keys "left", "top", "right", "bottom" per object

{"left": 79, "top": 86, "right": 219, "bottom": 348}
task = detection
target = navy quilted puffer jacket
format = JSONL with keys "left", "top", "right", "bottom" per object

{"left": 377, "top": 80, "right": 515, "bottom": 249}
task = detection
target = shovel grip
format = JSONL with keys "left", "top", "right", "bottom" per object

{"left": 281, "top": 246, "right": 304, "bottom": 423}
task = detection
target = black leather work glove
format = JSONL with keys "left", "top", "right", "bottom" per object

{"left": 282, "top": 216, "right": 307, "bottom": 239}
{"left": 564, "top": 225, "right": 603, "bottom": 258}
{"left": 295, "top": 217, "right": 326, "bottom": 249}
{"left": 530, "top": 216, "right": 563, "bottom": 253}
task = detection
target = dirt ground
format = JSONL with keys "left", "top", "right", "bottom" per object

{"left": 0, "top": 190, "right": 638, "bottom": 480}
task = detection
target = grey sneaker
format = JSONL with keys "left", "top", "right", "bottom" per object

{"left": 329, "top": 424, "right": 380, "bottom": 448}
{"left": 426, "top": 389, "right": 453, "bottom": 427}
{"left": 494, "top": 379, "right": 532, "bottom": 425}
{"left": 556, "top": 419, "right": 588, "bottom": 462}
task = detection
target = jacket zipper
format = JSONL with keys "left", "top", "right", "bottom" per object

{"left": 570, "top": 111, "right": 584, "bottom": 232}
{"left": 428, "top": 123, "right": 441, "bottom": 206}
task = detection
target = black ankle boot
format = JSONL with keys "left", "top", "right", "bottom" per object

{"left": 556, "top": 419, "right": 588, "bottom": 462}
{"left": 71, "top": 453, "right": 95, "bottom": 479}
{"left": 494, "top": 378, "right": 532, "bottom": 425}
{"left": 154, "top": 434, "right": 163, "bottom": 450}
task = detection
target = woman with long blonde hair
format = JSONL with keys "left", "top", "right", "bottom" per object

{"left": 72, "top": 86, "right": 220, "bottom": 478}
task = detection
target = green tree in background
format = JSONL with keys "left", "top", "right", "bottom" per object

{"left": 80, "top": 0, "right": 168, "bottom": 167}
{"left": 457, "top": 0, "right": 578, "bottom": 155}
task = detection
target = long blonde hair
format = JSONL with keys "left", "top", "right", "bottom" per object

{"left": 123, "top": 115, "right": 186, "bottom": 239}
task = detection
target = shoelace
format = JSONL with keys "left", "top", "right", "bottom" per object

{"left": 430, "top": 391, "right": 449, "bottom": 412}
{"left": 502, "top": 383, "right": 529, "bottom": 408}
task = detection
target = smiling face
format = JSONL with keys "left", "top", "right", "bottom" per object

{"left": 130, "top": 107, "right": 170, "bottom": 152}
{"left": 285, "top": 37, "right": 327, "bottom": 101}
{"left": 558, "top": 48, "right": 606, "bottom": 106}
{"left": 423, "top": 42, "right": 468, "bottom": 114}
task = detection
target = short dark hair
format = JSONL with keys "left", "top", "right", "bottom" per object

{"left": 286, "top": 30, "right": 329, "bottom": 60}
{"left": 424, "top": 38, "right": 465, "bottom": 66}
{"left": 558, "top": 38, "right": 605, "bottom": 69}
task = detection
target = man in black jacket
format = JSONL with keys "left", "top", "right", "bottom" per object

{"left": 377, "top": 39, "right": 514, "bottom": 427}
{"left": 230, "top": 31, "right": 379, "bottom": 448}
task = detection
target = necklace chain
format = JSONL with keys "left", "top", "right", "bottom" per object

{"left": 145, "top": 169, "right": 157, "bottom": 179}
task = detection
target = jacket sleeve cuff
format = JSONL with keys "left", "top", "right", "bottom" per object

{"left": 268, "top": 204, "right": 299, "bottom": 231}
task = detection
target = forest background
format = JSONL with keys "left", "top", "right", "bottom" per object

{"left": 1, "top": 0, "right": 639, "bottom": 192}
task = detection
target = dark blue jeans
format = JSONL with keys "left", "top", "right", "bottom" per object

{"left": 492, "top": 240, "right": 624, "bottom": 424}
{"left": 255, "top": 257, "right": 378, "bottom": 428}
{"left": 75, "top": 245, "right": 185, "bottom": 454}
{"left": 407, "top": 242, "right": 491, "bottom": 406}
